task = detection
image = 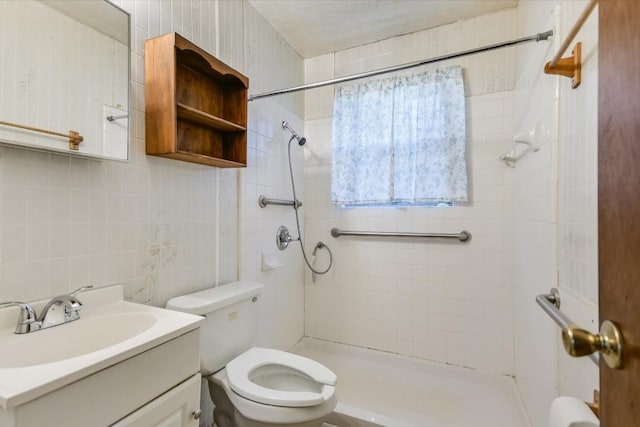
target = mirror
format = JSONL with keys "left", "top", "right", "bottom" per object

{"left": 0, "top": 0, "right": 130, "bottom": 160}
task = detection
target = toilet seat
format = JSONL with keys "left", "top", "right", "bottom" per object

{"left": 226, "top": 347, "right": 337, "bottom": 408}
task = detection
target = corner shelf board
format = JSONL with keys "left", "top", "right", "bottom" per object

{"left": 145, "top": 33, "right": 248, "bottom": 167}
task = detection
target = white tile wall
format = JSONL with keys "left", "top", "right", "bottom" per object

{"left": 302, "top": 3, "right": 599, "bottom": 424}
{"left": 239, "top": 3, "right": 306, "bottom": 352}
{"left": 556, "top": 0, "right": 599, "bottom": 406}
{"left": 303, "top": 9, "right": 519, "bottom": 374}
{"left": 511, "top": 4, "right": 559, "bottom": 426}
{"left": 0, "top": 3, "right": 304, "bottom": 427}
{"left": 512, "top": 1, "right": 599, "bottom": 426}
{"left": 305, "top": 9, "right": 518, "bottom": 123}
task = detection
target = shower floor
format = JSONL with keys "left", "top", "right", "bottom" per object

{"left": 292, "top": 338, "right": 529, "bottom": 427}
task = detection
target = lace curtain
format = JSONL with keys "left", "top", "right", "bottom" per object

{"left": 331, "top": 65, "right": 468, "bottom": 205}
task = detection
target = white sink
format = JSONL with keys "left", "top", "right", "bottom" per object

{"left": 0, "top": 313, "right": 157, "bottom": 368}
{"left": 0, "top": 285, "right": 203, "bottom": 410}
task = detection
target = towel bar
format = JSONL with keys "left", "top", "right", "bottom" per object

{"left": 330, "top": 228, "right": 471, "bottom": 242}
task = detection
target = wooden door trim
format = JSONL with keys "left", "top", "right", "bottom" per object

{"left": 598, "top": 1, "right": 640, "bottom": 425}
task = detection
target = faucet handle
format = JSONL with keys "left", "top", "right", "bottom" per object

{"left": 70, "top": 286, "right": 94, "bottom": 297}
{"left": 66, "top": 286, "right": 94, "bottom": 318}
{"left": 0, "top": 301, "right": 40, "bottom": 333}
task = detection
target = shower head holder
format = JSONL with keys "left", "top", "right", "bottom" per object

{"left": 282, "top": 121, "right": 307, "bottom": 146}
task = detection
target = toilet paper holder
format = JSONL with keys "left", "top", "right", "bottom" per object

{"left": 588, "top": 390, "right": 600, "bottom": 418}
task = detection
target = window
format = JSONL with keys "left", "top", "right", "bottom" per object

{"left": 331, "top": 65, "right": 468, "bottom": 206}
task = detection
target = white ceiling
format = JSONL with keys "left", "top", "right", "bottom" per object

{"left": 248, "top": 0, "right": 518, "bottom": 58}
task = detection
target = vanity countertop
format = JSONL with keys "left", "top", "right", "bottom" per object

{"left": 0, "top": 285, "right": 203, "bottom": 410}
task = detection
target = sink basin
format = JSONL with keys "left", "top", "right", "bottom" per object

{"left": 0, "top": 284, "right": 203, "bottom": 411}
{"left": 0, "top": 313, "right": 157, "bottom": 368}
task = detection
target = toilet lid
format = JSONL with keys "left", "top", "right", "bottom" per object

{"left": 226, "top": 347, "right": 337, "bottom": 408}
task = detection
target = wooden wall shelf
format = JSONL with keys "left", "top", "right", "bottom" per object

{"left": 176, "top": 103, "right": 246, "bottom": 132}
{"left": 145, "top": 33, "right": 248, "bottom": 167}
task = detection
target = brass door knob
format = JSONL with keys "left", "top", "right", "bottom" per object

{"left": 562, "top": 320, "right": 623, "bottom": 369}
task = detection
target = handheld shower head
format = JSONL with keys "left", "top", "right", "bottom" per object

{"left": 282, "top": 121, "right": 306, "bottom": 146}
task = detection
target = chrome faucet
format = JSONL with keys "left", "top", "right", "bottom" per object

{"left": 0, "top": 301, "right": 39, "bottom": 333}
{"left": 0, "top": 286, "right": 93, "bottom": 334}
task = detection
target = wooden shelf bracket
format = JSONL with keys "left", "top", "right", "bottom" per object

{"left": 543, "top": 0, "right": 596, "bottom": 89}
{"left": 544, "top": 42, "right": 582, "bottom": 89}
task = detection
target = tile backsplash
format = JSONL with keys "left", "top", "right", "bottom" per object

{"left": 0, "top": 147, "right": 220, "bottom": 304}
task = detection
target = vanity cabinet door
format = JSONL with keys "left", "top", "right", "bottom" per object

{"left": 112, "top": 374, "right": 201, "bottom": 427}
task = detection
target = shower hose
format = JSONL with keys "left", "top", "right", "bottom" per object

{"left": 287, "top": 135, "right": 333, "bottom": 275}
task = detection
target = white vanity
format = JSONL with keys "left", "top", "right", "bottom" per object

{"left": 0, "top": 286, "right": 203, "bottom": 427}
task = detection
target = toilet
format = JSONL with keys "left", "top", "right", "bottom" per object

{"left": 166, "top": 281, "right": 337, "bottom": 427}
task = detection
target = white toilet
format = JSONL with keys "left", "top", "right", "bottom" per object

{"left": 166, "top": 281, "right": 337, "bottom": 427}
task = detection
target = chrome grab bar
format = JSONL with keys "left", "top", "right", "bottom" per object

{"left": 330, "top": 227, "right": 471, "bottom": 242}
{"left": 536, "top": 288, "right": 599, "bottom": 366}
{"left": 106, "top": 114, "right": 129, "bottom": 122}
{"left": 536, "top": 288, "right": 570, "bottom": 327}
{"left": 258, "top": 195, "right": 302, "bottom": 209}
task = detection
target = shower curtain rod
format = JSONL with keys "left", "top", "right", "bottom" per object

{"left": 248, "top": 30, "right": 554, "bottom": 101}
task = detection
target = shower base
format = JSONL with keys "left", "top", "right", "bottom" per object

{"left": 292, "top": 338, "right": 529, "bottom": 427}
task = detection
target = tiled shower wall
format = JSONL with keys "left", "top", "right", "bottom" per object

{"left": 513, "top": 1, "right": 599, "bottom": 426}
{"left": 239, "top": 4, "right": 306, "bottom": 352}
{"left": 303, "top": 9, "right": 518, "bottom": 374}
{"left": 511, "top": 3, "right": 559, "bottom": 425}
{"left": 555, "top": 0, "right": 599, "bottom": 404}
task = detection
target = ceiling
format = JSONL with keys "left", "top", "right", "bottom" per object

{"left": 248, "top": 0, "right": 519, "bottom": 58}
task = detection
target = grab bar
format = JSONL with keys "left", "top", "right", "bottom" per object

{"left": 330, "top": 227, "right": 471, "bottom": 242}
{"left": 106, "top": 114, "right": 129, "bottom": 122}
{"left": 0, "top": 119, "right": 84, "bottom": 151}
{"left": 536, "top": 288, "right": 599, "bottom": 365}
{"left": 258, "top": 195, "right": 302, "bottom": 209}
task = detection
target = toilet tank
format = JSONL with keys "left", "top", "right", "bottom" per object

{"left": 166, "top": 281, "right": 264, "bottom": 375}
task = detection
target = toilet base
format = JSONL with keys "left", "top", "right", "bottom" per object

{"left": 208, "top": 379, "right": 328, "bottom": 427}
